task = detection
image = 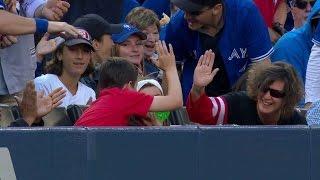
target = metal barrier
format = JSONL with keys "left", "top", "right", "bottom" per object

{"left": 0, "top": 126, "right": 319, "bottom": 180}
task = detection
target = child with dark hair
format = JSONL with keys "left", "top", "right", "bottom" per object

{"left": 34, "top": 28, "right": 96, "bottom": 108}
{"left": 75, "top": 41, "right": 183, "bottom": 126}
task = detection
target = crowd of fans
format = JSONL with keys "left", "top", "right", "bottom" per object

{"left": 1, "top": 0, "right": 320, "bottom": 127}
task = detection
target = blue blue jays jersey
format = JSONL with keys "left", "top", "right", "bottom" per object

{"left": 165, "top": 0, "right": 273, "bottom": 100}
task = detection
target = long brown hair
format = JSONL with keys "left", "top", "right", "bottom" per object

{"left": 45, "top": 44, "right": 94, "bottom": 77}
{"left": 247, "top": 62, "right": 304, "bottom": 119}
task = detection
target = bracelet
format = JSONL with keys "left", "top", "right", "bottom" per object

{"left": 35, "top": 18, "right": 48, "bottom": 34}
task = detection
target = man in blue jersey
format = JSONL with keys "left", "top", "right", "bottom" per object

{"left": 166, "top": 0, "right": 273, "bottom": 101}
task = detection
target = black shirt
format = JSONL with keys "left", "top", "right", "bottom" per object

{"left": 224, "top": 92, "right": 307, "bottom": 125}
{"left": 199, "top": 33, "right": 231, "bottom": 97}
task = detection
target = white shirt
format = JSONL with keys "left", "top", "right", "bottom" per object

{"left": 34, "top": 74, "right": 96, "bottom": 108}
{"left": 305, "top": 44, "right": 320, "bottom": 103}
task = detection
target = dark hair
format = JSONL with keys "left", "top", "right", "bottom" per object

{"left": 125, "top": 7, "right": 160, "bottom": 31}
{"left": 45, "top": 44, "right": 94, "bottom": 77}
{"left": 247, "top": 62, "right": 304, "bottom": 119}
{"left": 98, "top": 57, "right": 138, "bottom": 89}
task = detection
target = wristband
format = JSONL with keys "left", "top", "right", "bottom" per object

{"left": 35, "top": 18, "right": 48, "bottom": 34}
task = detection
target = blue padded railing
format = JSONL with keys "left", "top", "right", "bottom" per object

{"left": 0, "top": 125, "right": 319, "bottom": 180}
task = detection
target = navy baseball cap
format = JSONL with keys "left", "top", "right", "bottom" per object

{"left": 111, "top": 24, "right": 147, "bottom": 44}
{"left": 56, "top": 28, "right": 94, "bottom": 50}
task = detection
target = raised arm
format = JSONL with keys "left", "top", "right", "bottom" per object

{"left": 149, "top": 41, "right": 183, "bottom": 111}
{"left": 187, "top": 50, "right": 228, "bottom": 125}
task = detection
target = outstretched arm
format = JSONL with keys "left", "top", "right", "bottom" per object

{"left": 0, "top": 9, "right": 79, "bottom": 36}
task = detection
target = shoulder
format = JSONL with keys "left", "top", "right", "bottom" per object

{"left": 165, "top": 10, "right": 191, "bottom": 36}
{"left": 272, "top": 31, "right": 305, "bottom": 59}
{"left": 225, "top": 0, "right": 257, "bottom": 15}
{"left": 223, "top": 91, "right": 255, "bottom": 109}
{"left": 275, "top": 30, "right": 303, "bottom": 48}
{"left": 223, "top": 91, "right": 251, "bottom": 102}
{"left": 34, "top": 74, "right": 58, "bottom": 84}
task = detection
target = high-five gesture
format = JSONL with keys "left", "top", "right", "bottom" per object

{"left": 193, "top": 50, "right": 219, "bottom": 88}
{"left": 154, "top": 40, "right": 176, "bottom": 71}
{"left": 15, "top": 81, "right": 66, "bottom": 126}
{"left": 190, "top": 50, "right": 219, "bottom": 102}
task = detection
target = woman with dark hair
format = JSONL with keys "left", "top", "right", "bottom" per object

{"left": 187, "top": 50, "right": 306, "bottom": 125}
{"left": 34, "top": 29, "right": 96, "bottom": 108}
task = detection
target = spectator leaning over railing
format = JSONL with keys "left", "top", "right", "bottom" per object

{"left": 187, "top": 50, "right": 306, "bottom": 125}
{"left": 75, "top": 41, "right": 182, "bottom": 126}
{"left": 165, "top": 0, "right": 273, "bottom": 102}
{"left": 34, "top": 28, "right": 96, "bottom": 108}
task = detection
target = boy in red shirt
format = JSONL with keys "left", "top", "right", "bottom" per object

{"left": 75, "top": 41, "right": 183, "bottom": 126}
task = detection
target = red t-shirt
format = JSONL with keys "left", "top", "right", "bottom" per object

{"left": 75, "top": 87, "right": 154, "bottom": 126}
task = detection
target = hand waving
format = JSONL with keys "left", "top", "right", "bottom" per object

{"left": 193, "top": 50, "right": 219, "bottom": 88}
{"left": 154, "top": 41, "right": 176, "bottom": 71}
{"left": 36, "top": 87, "right": 66, "bottom": 118}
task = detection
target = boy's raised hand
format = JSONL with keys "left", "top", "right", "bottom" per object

{"left": 154, "top": 40, "right": 176, "bottom": 72}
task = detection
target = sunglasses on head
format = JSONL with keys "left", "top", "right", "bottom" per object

{"left": 263, "top": 87, "right": 286, "bottom": 98}
{"left": 294, "top": 0, "right": 316, "bottom": 9}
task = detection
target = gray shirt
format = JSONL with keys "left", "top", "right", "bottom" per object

{"left": 0, "top": 0, "right": 41, "bottom": 95}
{"left": 0, "top": 34, "right": 36, "bottom": 95}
